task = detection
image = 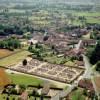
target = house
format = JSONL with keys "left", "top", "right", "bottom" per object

{"left": 65, "top": 49, "right": 77, "bottom": 57}
{"left": 28, "top": 39, "right": 38, "bottom": 45}
{"left": 32, "top": 33, "right": 44, "bottom": 43}
{"left": 82, "top": 39, "right": 97, "bottom": 46}
{"left": 78, "top": 79, "right": 95, "bottom": 93}
{"left": 65, "top": 48, "right": 86, "bottom": 58}
{"left": 15, "top": 85, "right": 20, "bottom": 94}
{"left": 20, "top": 41, "right": 28, "bottom": 47}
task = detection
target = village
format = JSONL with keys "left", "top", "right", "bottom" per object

{"left": 0, "top": 27, "right": 98, "bottom": 100}
{"left": 0, "top": 0, "right": 100, "bottom": 100}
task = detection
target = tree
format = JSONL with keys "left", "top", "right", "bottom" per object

{"left": 37, "top": 84, "right": 41, "bottom": 89}
{"left": 32, "top": 90, "right": 37, "bottom": 96}
{"left": 32, "top": 89, "right": 38, "bottom": 100}
{"left": 43, "top": 36, "right": 49, "bottom": 41}
{"left": 28, "top": 45, "right": 32, "bottom": 52}
{"left": 35, "top": 43, "right": 39, "bottom": 48}
{"left": 78, "top": 16, "right": 87, "bottom": 27}
{"left": 22, "top": 59, "right": 27, "bottom": 66}
{"left": 51, "top": 45, "right": 55, "bottom": 50}
{"left": 19, "top": 85, "right": 26, "bottom": 93}
{"left": 78, "top": 56, "right": 83, "bottom": 61}
{"left": 40, "top": 95, "right": 44, "bottom": 100}
{"left": 0, "top": 41, "right": 4, "bottom": 48}
{"left": 6, "top": 97, "right": 9, "bottom": 100}
{"left": 83, "top": 88, "right": 87, "bottom": 96}
{"left": 90, "top": 41, "right": 100, "bottom": 64}
{"left": 0, "top": 38, "right": 20, "bottom": 50}
{"left": 12, "top": 98, "right": 15, "bottom": 100}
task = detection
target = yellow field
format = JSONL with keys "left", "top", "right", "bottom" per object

{"left": 0, "top": 49, "right": 13, "bottom": 58}
{"left": 0, "top": 50, "right": 31, "bottom": 67}
{"left": 0, "top": 68, "right": 11, "bottom": 87}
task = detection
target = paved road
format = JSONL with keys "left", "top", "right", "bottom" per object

{"left": 82, "top": 54, "right": 93, "bottom": 78}
{"left": 76, "top": 40, "right": 82, "bottom": 51}
{"left": 82, "top": 55, "right": 100, "bottom": 99}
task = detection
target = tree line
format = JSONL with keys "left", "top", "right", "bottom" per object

{"left": 0, "top": 37, "right": 21, "bottom": 51}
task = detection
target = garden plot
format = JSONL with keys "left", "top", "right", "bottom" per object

{"left": 12, "top": 59, "right": 84, "bottom": 84}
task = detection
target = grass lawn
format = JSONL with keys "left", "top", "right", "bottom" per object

{"left": 0, "top": 50, "right": 31, "bottom": 67}
{"left": 74, "top": 11, "right": 100, "bottom": 17}
{"left": 7, "top": 73, "right": 44, "bottom": 86}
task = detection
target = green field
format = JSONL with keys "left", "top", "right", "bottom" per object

{"left": 74, "top": 11, "right": 100, "bottom": 24}
{"left": 74, "top": 11, "right": 100, "bottom": 17}
{"left": 0, "top": 50, "right": 31, "bottom": 67}
{"left": 86, "top": 17, "right": 100, "bottom": 24}
{"left": 7, "top": 73, "right": 44, "bottom": 86}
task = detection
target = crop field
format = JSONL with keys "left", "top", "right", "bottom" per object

{"left": 29, "top": 11, "right": 100, "bottom": 28}
{"left": 9, "top": 9, "right": 26, "bottom": 13}
{"left": 0, "top": 49, "right": 13, "bottom": 59}
{"left": 0, "top": 68, "right": 11, "bottom": 87}
{"left": 74, "top": 11, "right": 100, "bottom": 17}
{"left": 74, "top": 11, "right": 100, "bottom": 24}
{"left": 0, "top": 50, "right": 31, "bottom": 67}
{"left": 86, "top": 17, "right": 100, "bottom": 24}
